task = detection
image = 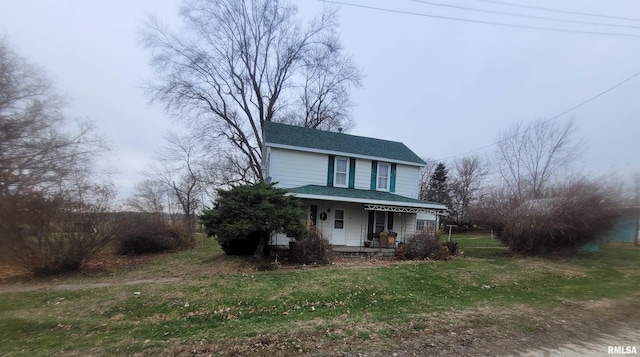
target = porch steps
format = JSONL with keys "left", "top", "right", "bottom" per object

{"left": 269, "top": 245, "right": 397, "bottom": 258}
{"left": 332, "top": 246, "right": 397, "bottom": 257}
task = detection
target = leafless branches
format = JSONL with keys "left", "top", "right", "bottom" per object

{"left": 141, "top": 0, "right": 361, "bottom": 183}
{"left": 449, "top": 156, "right": 487, "bottom": 225}
{"left": 418, "top": 157, "right": 438, "bottom": 200}
{"left": 0, "top": 39, "right": 115, "bottom": 275}
{"left": 491, "top": 119, "right": 582, "bottom": 201}
{"left": 496, "top": 178, "right": 624, "bottom": 254}
{"left": 0, "top": 40, "right": 107, "bottom": 198}
{"left": 141, "top": 132, "right": 205, "bottom": 247}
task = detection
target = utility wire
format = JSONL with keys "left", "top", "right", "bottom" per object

{"left": 320, "top": 1, "right": 640, "bottom": 37}
{"left": 411, "top": 0, "right": 640, "bottom": 30}
{"left": 473, "top": 0, "right": 640, "bottom": 23}
{"left": 436, "top": 70, "right": 640, "bottom": 161}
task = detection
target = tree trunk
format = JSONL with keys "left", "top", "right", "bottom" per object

{"left": 253, "top": 233, "right": 267, "bottom": 259}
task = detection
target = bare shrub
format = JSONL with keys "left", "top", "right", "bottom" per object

{"left": 290, "top": 227, "right": 332, "bottom": 265}
{"left": 114, "top": 215, "right": 180, "bottom": 255}
{"left": 483, "top": 178, "right": 624, "bottom": 255}
{"left": 402, "top": 230, "right": 450, "bottom": 260}
{"left": 0, "top": 40, "right": 115, "bottom": 276}
{"left": 0, "top": 185, "right": 116, "bottom": 276}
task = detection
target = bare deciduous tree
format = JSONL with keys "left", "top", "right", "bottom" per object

{"left": 141, "top": 0, "right": 361, "bottom": 184}
{"left": 0, "top": 40, "right": 106, "bottom": 197}
{"left": 418, "top": 157, "right": 438, "bottom": 200}
{"left": 144, "top": 132, "right": 205, "bottom": 247}
{"left": 126, "top": 179, "right": 170, "bottom": 221}
{"left": 449, "top": 156, "right": 487, "bottom": 225}
{"left": 492, "top": 118, "right": 581, "bottom": 201}
{"left": 297, "top": 47, "right": 360, "bottom": 131}
{"left": 0, "top": 40, "right": 115, "bottom": 274}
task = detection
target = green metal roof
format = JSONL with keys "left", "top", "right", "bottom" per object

{"left": 264, "top": 121, "right": 425, "bottom": 165}
{"left": 288, "top": 185, "right": 447, "bottom": 209}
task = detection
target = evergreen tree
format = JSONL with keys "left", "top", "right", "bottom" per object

{"left": 200, "top": 182, "right": 305, "bottom": 258}
{"left": 424, "top": 162, "right": 451, "bottom": 207}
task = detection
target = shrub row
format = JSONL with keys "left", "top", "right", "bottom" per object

{"left": 397, "top": 231, "right": 457, "bottom": 260}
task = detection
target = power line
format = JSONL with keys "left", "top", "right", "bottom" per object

{"left": 472, "top": 0, "right": 640, "bottom": 23}
{"left": 411, "top": 0, "right": 640, "bottom": 30}
{"left": 436, "top": 70, "right": 640, "bottom": 161}
{"left": 320, "top": 1, "right": 640, "bottom": 37}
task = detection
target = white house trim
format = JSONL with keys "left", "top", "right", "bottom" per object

{"left": 363, "top": 204, "right": 445, "bottom": 215}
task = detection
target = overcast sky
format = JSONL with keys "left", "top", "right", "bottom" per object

{"left": 1, "top": 0, "right": 639, "bottom": 200}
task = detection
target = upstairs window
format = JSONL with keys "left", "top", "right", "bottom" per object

{"left": 334, "top": 157, "right": 349, "bottom": 187}
{"left": 377, "top": 162, "right": 390, "bottom": 191}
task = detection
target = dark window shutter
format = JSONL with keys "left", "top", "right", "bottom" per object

{"left": 390, "top": 163, "right": 397, "bottom": 193}
{"left": 327, "top": 155, "right": 335, "bottom": 187}
{"left": 387, "top": 212, "right": 394, "bottom": 230}
{"left": 367, "top": 211, "right": 375, "bottom": 239}
{"left": 370, "top": 161, "right": 378, "bottom": 190}
{"left": 348, "top": 158, "right": 356, "bottom": 188}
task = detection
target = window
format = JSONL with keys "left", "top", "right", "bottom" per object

{"left": 416, "top": 219, "right": 435, "bottom": 232}
{"left": 374, "top": 211, "right": 386, "bottom": 236}
{"left": 335, "top": 157, "right": 348, "bottom": 187}
{"left": 334, "top": 209, "right": 344, "bottom": 229}
{"left": 377, "top": 162, "right": 390, "bottom": 190}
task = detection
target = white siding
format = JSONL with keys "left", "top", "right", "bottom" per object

{"left": 309, "top": 201, "right": 365, "bottom": 247}
{"left": 271, "top": 232, "right": 292, "bottom": 246}
{"left": 394, "top": 165, "right": 420, "bottom": 198}
{"left": 268, "top": 146, "right": 422, "bottom": 198}
{"left": 269, "top": 148, "right": 327, "bottom": 188}
{"left": 354, "top": 160, "right": 421, "bottom": 196}
{"left": 269, "top": 202, "right": 365, "bottom": 247}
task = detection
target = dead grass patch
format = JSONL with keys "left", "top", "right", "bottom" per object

{"left": 152, "top": 296, "right": 640, "bottom": 357}
{"left": 515, "top": 258, "right": 588, "bottom": 277}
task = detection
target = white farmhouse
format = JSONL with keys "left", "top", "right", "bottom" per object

{"left": 262, "top": 121, "right": 447, "bottom": 250}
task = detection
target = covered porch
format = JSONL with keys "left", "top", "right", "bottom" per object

{"left": 285, "top": 185, "right": 447, "bottom": 248}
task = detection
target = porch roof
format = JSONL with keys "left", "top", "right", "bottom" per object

{"left": 288, "top": 185, "right": 447, "bottom": 212}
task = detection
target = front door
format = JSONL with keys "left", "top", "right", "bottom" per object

{"left": 331, "top": 208, "right": 346, "bottom": 245}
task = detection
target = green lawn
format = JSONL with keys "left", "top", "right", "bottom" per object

{"left": 445, "top": 232, "right": 510, "bottom": 259}
{"left": 1, "top": 235, "right": 639, "bottom": 356}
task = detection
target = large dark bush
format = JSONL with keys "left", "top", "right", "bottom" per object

{"left": 216, "top": 231, "right": 264, "bottom": 256}
{"left": 480, "top": 179, "right": 624, "bottom": 255}
{"left": 290, "top": 227, "right": 332, "bottom": 265}
{"left": 115, "top": 217, "right": 180, "bottom": 255}
{"left": 401, "top": 230, "right": 450, "bottom": 260}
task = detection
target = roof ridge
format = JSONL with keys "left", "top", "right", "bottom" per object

{"left": 265, "top": 121, "right": 409, "bottom": 146}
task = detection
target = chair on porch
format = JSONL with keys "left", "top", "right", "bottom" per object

{"left": 379, "top": 231, "right": 396, "bottom": 248}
